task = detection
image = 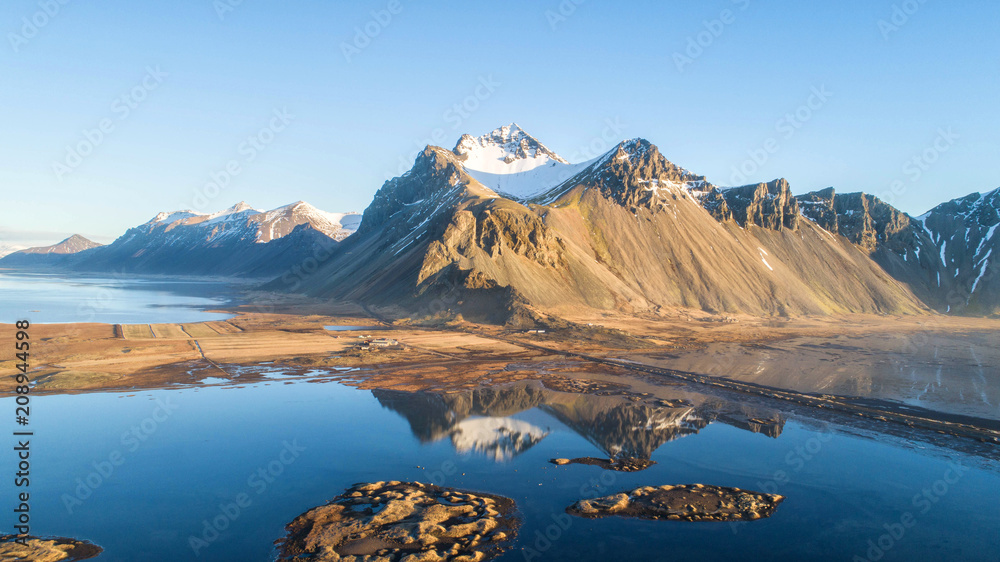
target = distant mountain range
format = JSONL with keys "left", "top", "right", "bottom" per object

{"left": 1, "top": 201, "right": 361, "bottom": 277}
{"left": 4, "top": 123, "right": 997, "bottom": 318}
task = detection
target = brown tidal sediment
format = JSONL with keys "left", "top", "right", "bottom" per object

{"left": 3, "top": 309, "right": 999, "bottom": 445}
{"left": 276, "top": 481, "right": 519, "bottom": 562}
{"left": 0, "top": 535, "right": 102, "bottom": 561}
{"left": 567, "top": 484, "right": 784, "bottom": 522}
{"left": 550, "top": 457, "right": 657, "bottom": 472}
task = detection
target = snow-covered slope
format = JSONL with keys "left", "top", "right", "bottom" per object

{"left": 454, "top": 123, "right": 567, "bottom": 173}
{"left": 254, "top": 202, "right": 361, "bottom": 242}
{"left": 454, "top": 126, "right": 707, "bottom": 203}
{"left": 453, "top": 123, "right": 579, "bottom": 200}
{"left": 465, "top": 158, "right": 599, "bottom": 201}
{"left": 914, "top": 187, "right": 1000, "bottom": 313}
{"left": 143, "top": 201, "right": 360, "bottom": 243}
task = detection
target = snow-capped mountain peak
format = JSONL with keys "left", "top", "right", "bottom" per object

{"left": 149, "top": 202, "right": 263, "bottom": 227}
{"left": 143, "top": 201, "right": 359, "bottom": 243}
{"left": 453, "top": 123, "right": 568, "bottom": 174}
{"left": 205, "top": 201, "right": 263, "bottom": 223}
{"left": 257, "top": 201, "right": 361, "bottom": 242}
{"left": 150, "top": 210, "right": 203, "bottom": 225}
{"left": 454, "top": 123, "right": 583, "bottom": 200}
{"left": 18, "top": 234, "right": 102, "bottom": 255}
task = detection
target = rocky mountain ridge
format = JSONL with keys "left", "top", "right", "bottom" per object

{"left": 0, "top": 201, "right": 358, "bottom": 278}
{"left": 19, "top": 234, "right": 103, "bottom": 254}
{"left": 289, "top": 127, "right": 935, "bottom": 323}
{"left": 6, "top": 123, "right": 996, "bottom": 318}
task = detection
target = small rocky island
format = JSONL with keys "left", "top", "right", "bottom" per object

{"left": 0, "top": 535, "right": 102, "bottom": 561}
{"left": 567, "top": 484, "right": 784, "bottom": 522}
{"left": 550, "top": 457, "right": 657, "bottom": 472}
{"left": 276, "top": 481, "right": 519, "bottom": 561}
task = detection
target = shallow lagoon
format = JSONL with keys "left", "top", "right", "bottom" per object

{"left": 0, "top": 273, "right": 235, "bottom": 324}
{"left": 8, "top": 376, "right": 999, "bottom": 561}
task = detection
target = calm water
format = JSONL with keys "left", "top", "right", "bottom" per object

{"left": 5, "top": 377, "right": 999, "bottom": 561}
{"left": 0, "top": 273, "right": 235, "bottom": 324}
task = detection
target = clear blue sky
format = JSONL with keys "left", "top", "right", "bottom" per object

{"left": 2, "top": 0, "right": 998, "bottom": 247}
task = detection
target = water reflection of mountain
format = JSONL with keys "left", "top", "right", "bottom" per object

{"left": 373, "top": 385, "right": 550, "bottom": 459}
{"left": 372, "top": 381, "right": 784, "bottom": 461}
{"left": 449, "top": 417, "right": 549, "bottom": 461}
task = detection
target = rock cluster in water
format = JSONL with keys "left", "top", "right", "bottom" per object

{"left": 550, "top": 457, "right": 656, "bottom": 472}
{"left": 276, "top": 481, "right": 519, "bottom": 562}
{"left": 567, "top": 484, "right": 784, "bottom": 522}
{"left": 0, "top": 535, "right": 102, "bottom": 561}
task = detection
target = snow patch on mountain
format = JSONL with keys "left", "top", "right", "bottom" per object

{"left": 467, "top": 157, "right": 598, "bottom": 201}
{"left": 203, "top": 202, "right": 263, "bottom": 226}
{"left": 257, "top": 201, "right": 361, "bottom": 242}
{"left": 150, "top": 211, "right": 203, "bottom": 225}
{"left": 145, "top": 201, "right": 360, "bottom": 244}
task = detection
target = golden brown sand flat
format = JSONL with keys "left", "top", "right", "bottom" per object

{"left": 2, "top": 310, "right": 998, "bottom": 442}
